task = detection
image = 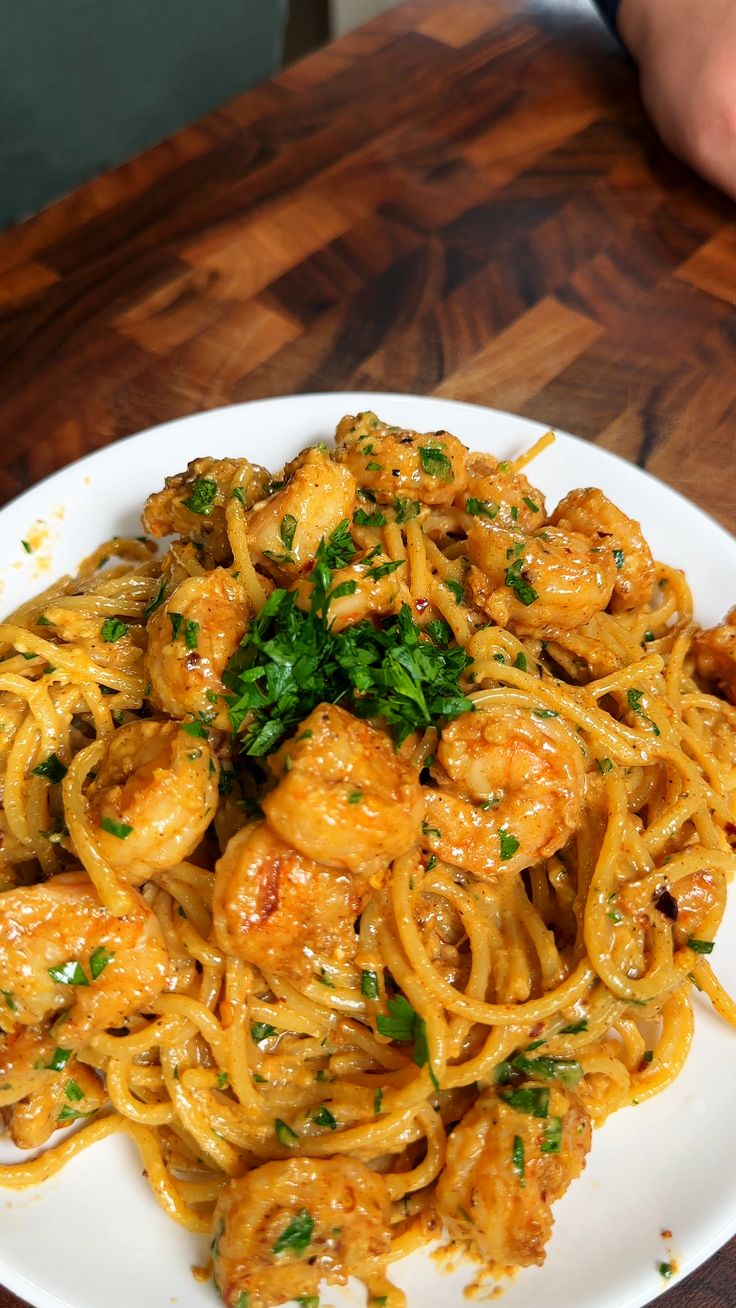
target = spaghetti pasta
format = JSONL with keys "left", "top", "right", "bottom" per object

{"left": 0, "top": 410, "right": 735, "bottom": 1308}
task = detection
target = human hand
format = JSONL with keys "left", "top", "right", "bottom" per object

{"left": 618, "top": 0, "right": 736, "bottom": 199}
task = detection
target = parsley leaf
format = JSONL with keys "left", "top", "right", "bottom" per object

{"left": 504, "top": 556, "right": 539, "bottom": 606}
{"left": 223, "top": 597, "right": 472, "bottom": 754}
{"left": 32, "top": 753, "right": 67, "bottom": 784}
{"left": 687, "top": 938, "right": 714, "bottom": 955}
{"left": 353, "top": 508, "right": 387, "bottom": 528}
{"left": 612, "top": 548, "right": 625, "bottom": 569}
{"left": 376, "top": 995, "right": 438, "bottom": 1088}
{"left": 317, "top": 520, "right": 356, "bottom": 570}
{"left": 251, "top": 1023, "right": 278, "bottom": 1042}
{"left": 101, "top": 618, "right": 128, "bottom": 643}
{"left": 89, "top": 946, "right": 114, "bottom": 979}
{"left": 512, "top": 1135, "right": 525, "bottom": 1186}
{"left": 541, "top": 1116, "right": 563, "bottom": 1153}
{"left": 499, "top": 829, "right": 520, "bottom": 861}
{"left": 182, "top": 478, "right": 217, "bottom": 516}
{"left": 143, "top": 578, "right": 167, "bottom": 621}
{"left": 48, "top": 961, "right": 89, "bottom": 986}
{"left": 274, "top": 1118, "right": 299, "bottom": 1148}
{"left": 169, "top": 612, "right": 184, "bottom": 641}
{"left": 184, "top": 619, "right": 199, "bottom": 651}
{"left": 280, "top": 514, "right": 297, "bottom": 552}
{"left": 419, "top": 445, "right": 453, "bottom": 480}
{"left": 393, "top": 498, "right": 420, "bottom": 523}
{"left": 500, "top": 1086, "right": 550, "bottom": 1117}
{"left": 100, "top": 816, "right": 133, "bottom": 839}
{"left": 361, "top": 970, "right": 379, "bottom": 999}
{"left": 466, "top": 498, "right": 498, "bottom": 519}
{"left": 272, "top": 1208, "right": 313, "bottom": 1255}
{"left": 312, "top": 1105, "right": 337, "bottom": 1130}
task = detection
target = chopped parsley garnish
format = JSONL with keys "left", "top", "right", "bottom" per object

{"left": 182, "top": 478, "right": 217, "bottom": 516}
{"left": 612, "top": 548, "right": 625, "bottom": 569}
{"left": 58, "top": 1105, "right": 95, "bottom": 1124}
{"left": 523, "top": 496, "right": 540, "bottom": 513}
{"left": 89, "top": 946, "right": 114, "bottom": 979}
{"left": 21, "top": 539, "right": 32, "bottom": 554}
{"left": 169, "top": 612, "right": 184, "bottom": 641}
{"left": 181, "top": 720, "right": 208, "bottom": 739}
{"left": 312, "top": 1105, "right": 337, "bottom": 1130}
{"left": 32, "top": 753, "right": 67, "bottom": 784}
{"left": 280, "top": 514, "right": 297, "bottom": 552}
{"left": 532, "top": 708, "right": 557, "bottom": 718}
{"left": 297, "top": 1298, "right": 319, "bottom": 1308}
{"left": 231, "top": 487, "right": 246, "bottom": 505}
{"left": 374, "top": 1087, "right": 383, "bottom": 1115}
{"left": 48, "top": 961, "right": 89, "bottom": 987}
{"left": 184, "top": 619, "right": 199, "bottom": 650}
{"left": 419, "top": 445, "right": 453, "bottom": 480}
{"left": 560, "top": 1019, "right": 588, "bottom": 1034}
{"left": 512, "top": 1135, "right": 525, "bottom": 1187}
{"left": 394, "top": 498, "right": 420, "bottom": 523}
{"left": 500, "top": 1086, "right": 550, "bottom": 1117}
{"left": 216, "top": 1071, "right": 229, "bottom": 1089}
{"left": 466, "top": 498, "right": 498, "bottom": 519}
{"left": 687, "top": 938, "right": 714, "bottom": 955}
{"left": 597, "top": 757, "right": 613, "bottom": 774}
{"left": 47, "top": 1047, "right": 72, "bottom": 1071}
{"left": 366, "top": 460, "right": 382, "bottom": 472}
{"left": 223, "top": 594, "right": 472, "bottom": 755}
{"left": 353, "top": 508, "right": 387, "bottom": 528}
{"left": 504, "top": 555, "right": 539, "bottom": 606}
{"left": 366, "top": 558, "right": 404, "bottom": 581}
{"left": 272, "top": 1208, "right": 313, "bottom": 1255}
{"left": 0, "top": 989, "right": 17, "bottom": 1012}
{"left": 100, "top": 816, "right": 133, "bottom": 839}
{"left": 504, "top": 1053, "right": 583, "bottom": 1088}
{"left": 361, "top": 970, "right": 379, "bottom": 999}
{"left": 444, "top": 578, "right": 464, "bottom": 604}
{"left": 348, "top": 789, "right": 363, "bottom": 804}
{"left": 274, "top": 1118, "right": 299, "bottom": 1148}
{"left": 143, "top": 578, "right": 167, "bottom": 620}
{"left": 65, "top": 1079, "right": 84, "bottom": 1102}
{"left": 627, "top": 688, "right": 660, "bottom": 735}
{"left": 251, "top": 1023, "right": 278, "bottom": 1042}
{"left": 644, "top": 630, "right": 655, "bottom": 642}
{"left": 658, "top": 1263, "right": 673, "bottom": 1282}
{"left": 499, "top": 829, "right": 520, "bottom": 861}
{"left": 317, "top": 968, "right": 334, "bottom": 988}
{"left": 513, "top": 651, "right": 527, "bottom": 671}
{"left": 376, "top": 995, "right": 439, "bottom": 1090}
{"left": 422, "top": 819, "right": 441, "bottom": 839}
{"left": 541, "top": 1116, "right": 563, "bottom": 1153}
{"left": 317, "top": 520, "right": 356, "bottom": 570}
{"left": 101, "top": 618, "right": 128, "bottom": 643}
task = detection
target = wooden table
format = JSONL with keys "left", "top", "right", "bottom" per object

{"left": 0, "top": 1, "right": 734, "bottom": 1306}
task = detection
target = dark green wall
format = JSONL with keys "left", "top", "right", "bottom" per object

{"left": 0, "top": 0, "right": 287, "bottom": 229}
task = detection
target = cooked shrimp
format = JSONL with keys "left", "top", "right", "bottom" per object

{"left": 421, "top": 706, "right": 586, "bottom": 878}
{"left": 85, "top": 720, "right": 219, "bottom": 883}
{"left": 246, "top": 448, "right": 355, "bottom": 577}
{"left": 145, "top": 568, "right": 249, "bottom": 728}
{"left": 212, "top": 1156, "right": 392, "bottom": 1308}
{"left": 693, "top": 607, "right": 736, "bottom": 705}
{"left": 263, "top": 703, "right": 423, "bottom": 870}
{"left": 143, "top": 456, "right": 270, "bottom": 567}
{"left": 291, "top": 554, "right": 403, "bottom": 631}
{"left": 436, "top": 1083, "right": 591, "bottom": 1267}
{"left": 335, "top": 411, "right": 466, "bottom": 506}
{"left": 5, "top": 1047, "right": 107, "bottom": 1149}
{"left": 455, "top": 453, "right": 546, "bottom": 531}
{"left": 468, "top": 522, "right": 617, "bottom": 633}
{"left": 551, "top": 487, "right": 655, "bottom": 612}
{"left": 0, "top": 871, "right": 168, "bottom": 1042}
{"left": 213, "top": 822, "right": 366, "bottom": 980}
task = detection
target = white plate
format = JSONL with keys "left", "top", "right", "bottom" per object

{"left": 1, "top": 393, "right": 735, "bottom": 1308}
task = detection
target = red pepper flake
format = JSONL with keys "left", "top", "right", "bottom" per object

{"left": 415, "top": 597, "right": 429, "bottom": 614}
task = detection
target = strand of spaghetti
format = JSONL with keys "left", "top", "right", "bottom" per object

{"left": 382, "top": 1105, "right": 446, "bottom": 1200}
{"left": 626, "top": 987, "right": 694, "bottom": 1104}
{"left": 226, "top": 482, "right": 268, "bottom": 612}
{"left": 153, "top": 993, "right": 227, "bottom": 1059}
{"left": 586, "top": 653, "right": 665, "bottom": 699}
{"left": 690, "top": 959, "right": 736, "bottom": 1027}
{"left": 106, "top": 1059, "right": 175, "bottom": 1125}
{"left": 470, "top": 679, "right": 659, "bottom": 766}
{"left": 0, "top": 1113, "right": 127, "bottom": 1187}
{"left": 0, "top": 625, "right": 141, "bottom": 695}
{"left": 511, "top": 428, "right": 555, "bottom": 471}
{"left": 387, "top": 853, "right": 596, "bottom": 1024}
{"left": 62, "top": 737, "right": 139, "bottom": 915}
{"left": 127, "top": 1121, "right": 212, "bottom": 1231}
